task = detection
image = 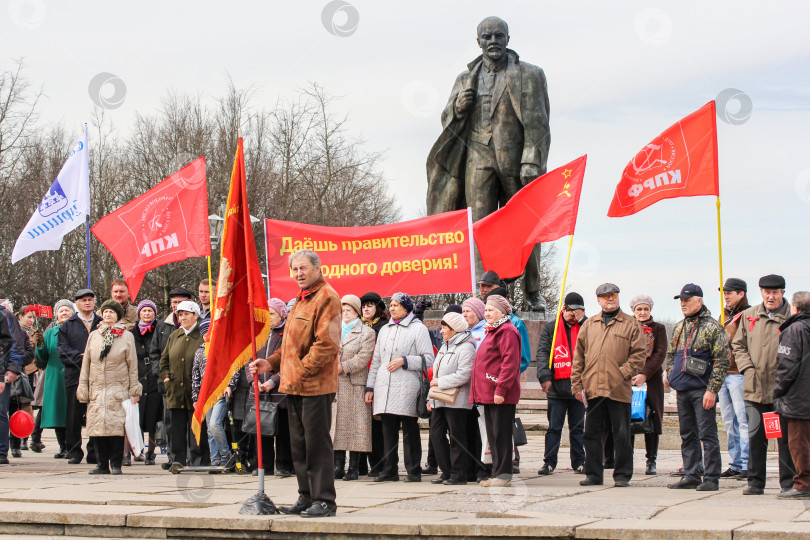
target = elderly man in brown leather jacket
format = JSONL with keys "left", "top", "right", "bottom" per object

{"left": 251, "top": 249, "right": 340, "bottom": 517}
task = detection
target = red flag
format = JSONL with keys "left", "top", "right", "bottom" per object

{"left": 473, "top": 155, "right": 587, "bottom": 279}
{"left": 192, "top": 139, "right": 271, "bottom": 442}
{"left": 91, "top": 158, "right": 210, "bottom": 300}
{"left": 608, "top": 101, "right": 719, "bottom": 217}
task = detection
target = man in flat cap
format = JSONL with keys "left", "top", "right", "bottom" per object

{"left": 149, "top": 287, "right": 194, "bottom": 470}
{"left": 537, "top": 292, "right": 587, "bottom": 475}
{"left": 478, "top": 271, "right": 502, "bottom": 299}
{"left": 717, "top": 278, "right": 750, "bottom": 480}
{"left": 664, "top": 284, "right": 729, "bottom": 491}
{"left": 571, "top": 283, "right": 646, "bottom": 487}
{"left": 58, "top": 289, "right": 102, "bottom": 464}
{"left": 732, "top": 274, "right": 796, "bottom": 495}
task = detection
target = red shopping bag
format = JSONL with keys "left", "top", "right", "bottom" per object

{"left": 762, "top": 412, "right": 782, "bottom": 439}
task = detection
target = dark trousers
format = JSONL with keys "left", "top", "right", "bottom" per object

{"left": 788, "top": 418, "right": 810, "bottom": 492}
{"left": 380, "top": 413, "right": 422, "bottom": 477}
{"left": 254, "top": 408, "right": 292, "bottom": 473}
{"left": 94, "top": 436, "right": 124, "bottom": 470}
{"left": 287, "top": 394, "right": 336, "bottom": 508}
{"left": 676, "top": 388, "right": 721, "bottom": 482}
{"left": 168, "top": 408, "right": 201, "bottom": 465}
{"left": 366, "top": 417, "right": 384, "bottom": 474}
{"left": 429, "top": 407, "right": 469, "bottom": 481}
{"left": 483, "top": 404, "right": 515, "bottom": 480}
{"left": 584, "top": 397, "right": 632, "bottom": 483}
{"left": 746, "top": 401, "right": 796, "bottom": 490}
{"left": 544, "top": 397, "right": 585, "bottom": 469}
{"left": 65, "top": 386, "right": 86, "bottom": 460}
{"left": 32, "top": 406, "right": 42, "bottom": 444}
{"left": 425, "top": 415, "right": 437, "bottom": 468}
{"left": 162, "top": 395, "right": 173, "bottom": 462}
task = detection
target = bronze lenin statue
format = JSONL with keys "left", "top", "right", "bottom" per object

{"left": 426, "top": 16, "right": 550, "bottom": 312}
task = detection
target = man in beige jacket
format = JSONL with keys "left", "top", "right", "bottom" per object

{"left": 572, "top": 283, "right": 646, "bottom": 487}
{"left": 732, "top": 274, "right": 796, "bottom": 495}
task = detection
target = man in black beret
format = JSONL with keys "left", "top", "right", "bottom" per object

{"left": 732, "top": 274, "right": 796, "bottom": 495}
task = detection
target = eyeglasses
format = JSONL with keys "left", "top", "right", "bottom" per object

{"left": 597, "top": 293, "right": 618, "bottom": 300}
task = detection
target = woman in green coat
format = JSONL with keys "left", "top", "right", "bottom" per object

{"left": 34, "top": 299, "right": 75, "bottom": 458}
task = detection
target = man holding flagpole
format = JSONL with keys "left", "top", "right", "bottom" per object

{"left": 12, "top": 126, "right": 90, "bottom": 266}
{"left": 250, "top": 249, "right": 341, "bottom": 518}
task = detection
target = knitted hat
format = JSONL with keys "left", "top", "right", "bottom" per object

{"left": 391, "top": 292, "right": 414, "bottom": 313}
{"left": 441, "top": 312, "right": 469, "bottom": 333}
{"left": 99, "top": 299, "right": 124, "bottom": 321}
{"left": 486, "top": 294, "right": 512, "bottom": 316}
{"left": 629, "top": 294, "right": 654, "bottom": 310}
{"left": 136, "top": 299, "right": 158, "bottom": 319}
{"left": 199, "top": 318, "right": 211, "bottom": 336}
{"left": 267, "top": 298, "right": 288, "bottom": 320}
{"left": 462, "top": 297, "right": 486, "bottom": 321}
{"left": 53, "top": 299, "right": 75, "bottom": 316}
{"left": 341, "top": 294, "right": 362, "bottom": 317}
{"left": 444, "top": 304, "right": 462, "bottom": 315}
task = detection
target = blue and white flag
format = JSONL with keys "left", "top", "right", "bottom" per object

{"left": 12, "top": 126, "right": 90, "bottom": 264}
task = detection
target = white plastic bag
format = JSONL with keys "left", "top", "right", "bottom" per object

{"left": 477, "top": 405, "right": 515, "bottom": 464}
{"left": 122, "top": 400, "right": 144, "bottom": 456}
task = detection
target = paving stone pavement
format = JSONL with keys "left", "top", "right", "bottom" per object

{"left": 0, "top": 432, "right": 808, "bottom": 538}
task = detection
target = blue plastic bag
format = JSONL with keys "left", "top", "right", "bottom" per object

{"left": 631, "top": 385, "right": 647, "bottom": 421}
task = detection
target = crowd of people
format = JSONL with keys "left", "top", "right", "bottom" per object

{"left": 1, "top": 250, "right": 808, "bottom": 518}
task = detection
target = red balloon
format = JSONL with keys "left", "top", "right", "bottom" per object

{"left": 9, "top": 410, "right": 34, "bottom": 438}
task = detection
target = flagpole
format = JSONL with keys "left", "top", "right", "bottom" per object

{"left": 85, "top": 216, "right": 91, "bottom": 288}
{"left": 207, "top": 255, "right": 215, "bottom": 316}
{"left": 716, "top": 197, "right": 725, "bottom": 326}
{"left": 548, "top": 235, "right": 575, "bottom": 369}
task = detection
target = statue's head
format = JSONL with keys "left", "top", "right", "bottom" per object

{"left": 477, "top": 17, "right": 510, "bottom": 62}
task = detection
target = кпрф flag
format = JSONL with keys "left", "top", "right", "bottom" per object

{"left": 608, "top": 101, "right": 718, "bottom": 217}
{"left": 12, "top": 126, "right": 90, "bottom": 263}
{"left": 91, "top": 158, "right": 210, "bottom": 300}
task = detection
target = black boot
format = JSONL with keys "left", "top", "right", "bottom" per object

{"left": 344, "top": 452, "right": 360, "bottom": 481}
{"left": 645, "top": 433, "right": 659, "bottom": 475}
{"left": 144, "top": 452, "right": 156, "bottom": 465}
{"left": 334, "top": 451, "right": 346, "bottom": 479}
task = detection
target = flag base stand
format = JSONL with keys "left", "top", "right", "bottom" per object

{"left": 239, "top": 469, "right": 278, "bottom": 515}
{"left": 239, "top": 492, "right": 278, "bottom": 515}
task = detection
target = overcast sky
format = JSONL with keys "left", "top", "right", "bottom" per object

{"left": 3, "top": 0, "right": 809, "bottom": 320}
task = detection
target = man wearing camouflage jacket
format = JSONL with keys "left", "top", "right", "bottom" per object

{"left": 665, "top": 284, "right": 729, "bottom": 492}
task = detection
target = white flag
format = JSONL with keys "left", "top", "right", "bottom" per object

{"left": 12, "top": 126, "right": 90, "bottom": 264}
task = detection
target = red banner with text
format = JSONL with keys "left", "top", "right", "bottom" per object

{"left": 265, "top": 210, "right": 475, "bottom": 299}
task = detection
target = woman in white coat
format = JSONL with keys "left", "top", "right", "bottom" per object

{"left": 365, "top": 293, "right": 434, "bottom": 482}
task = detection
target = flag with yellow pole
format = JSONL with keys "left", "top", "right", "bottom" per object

{"left": 471, "top": 155, "right": 587, "bottom": 370}
{"left": 191, "top": 138, "right": 271, "bottom": 443}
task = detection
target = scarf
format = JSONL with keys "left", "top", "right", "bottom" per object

{"left": 552, "top": 314, "right": 580, "bottom": 380}
{"left": 640, "top": 318, "right": 656, "bottom": 358}
{"left": 484, "top": 316, "right": 509, "bottom": 334}
{"left": 362, "top": 316, "right": 381, "bottom": 329}
{"left": 138, "top": 319, "right": 155, "bottom": 336}
{"left": 341, "top": 318, "right": 359, "bottom": 341}
{"left": 100, "top": 324, "right": 125, "bottom": 360}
